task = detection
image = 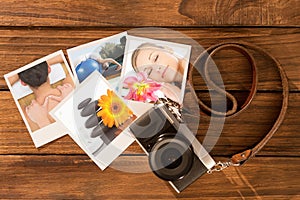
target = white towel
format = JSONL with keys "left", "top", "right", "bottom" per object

{"left": 11, "top": 63, "right": 66, "bottom": 99}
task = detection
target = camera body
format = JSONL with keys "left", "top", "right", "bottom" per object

{"left": 129, "top": 104, "right": 216, "bottom": 193}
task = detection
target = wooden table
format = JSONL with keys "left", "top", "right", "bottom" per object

{"left": 1, "top": 1, "right": 299, "bottom": 199}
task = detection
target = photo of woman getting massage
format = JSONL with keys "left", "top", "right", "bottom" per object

{"left": 5, "top": 51, "right": 75, "bottom": 147}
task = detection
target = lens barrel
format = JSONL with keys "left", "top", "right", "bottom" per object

{"left": 149, "top": 135, "right": 194, "bottom": 181}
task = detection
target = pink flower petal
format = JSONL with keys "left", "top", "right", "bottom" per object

{"left": 123, "top": 76, "right": 138, "bottom": 87}
{"left": 124, "top": 89, "right": 135, "bottom": 100}
{"left": 147, "top": 92, "right": 158, "bottom": 102}
{"left": 123, "top": 71, "right": 162, "bottom": 102}
{"left": 137, "top": 71, "right": 147, "bottom": 82}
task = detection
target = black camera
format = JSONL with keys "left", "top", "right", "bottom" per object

{"left": 129, "top": 104, "right": 216, "bottom": 193}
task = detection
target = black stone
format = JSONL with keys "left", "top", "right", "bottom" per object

{"left": 90, "top": 124, "right": 105, "bottom": 138}
{"left": 78, "top": 98, "right": 92, "bottom": 109}
{"left": 81, "top": 100, "right": 99, "bottom": 117}
{"left": 85, "top": 114, "right": 100, "bottom": 129}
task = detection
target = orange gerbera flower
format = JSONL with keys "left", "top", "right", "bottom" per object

{"left": 97, "top": 89, "right": 133, "bottom": 128}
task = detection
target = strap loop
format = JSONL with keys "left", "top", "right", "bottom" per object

{"left": 189, "top": 42, "right": 289, "bottom": 167}
{"left": 191, "top": 43, "right": 258, "bottom": 117}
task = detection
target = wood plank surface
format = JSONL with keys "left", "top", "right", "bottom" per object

{"left": 0, "top": 0, "right": 299, "bottom": 26}
{"left": 1, "top": 91, "right": 299, "bottom": 157}
{"left": 1, "top": 155, "right": 299, "bottom": 199}
{"left": 1, "top": 0, "right": 299, "bottom": 199}
{"left": 0, "top": 28, "right": 299, "bottom": 90}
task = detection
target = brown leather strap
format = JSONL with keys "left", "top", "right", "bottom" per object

{"left": 191, "top": 43, "right": 258, "bottom": 117}
{"left": 189, "top": 42, "right": 289, "bottom": 166}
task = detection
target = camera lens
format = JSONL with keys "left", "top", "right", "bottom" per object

{"left": 149, "top": 135, "right": 194, "bottom": 181}
{"left": 161, "top": 148, "right": 182, "bottom": 169}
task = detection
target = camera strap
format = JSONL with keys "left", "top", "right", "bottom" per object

{"left": 189, "top": 42, "right": 289, "bottom": 172}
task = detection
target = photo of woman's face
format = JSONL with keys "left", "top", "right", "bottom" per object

{"left": 135, "top": 48, "right": 179, "bottom": 83}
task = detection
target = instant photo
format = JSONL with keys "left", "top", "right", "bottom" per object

{"left": 4, "top": 51, "right": 75, "bottom": 147}
{"left": 67, "top": 31, "right": 127, "bottom": 89}
{"left": 50, "top": 71, "right": 137, "bottom": 170}
{"left": 120, "top": 35, "right": 191, "bottom": 106}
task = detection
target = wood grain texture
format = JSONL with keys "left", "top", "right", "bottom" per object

{"left": 1, "top": 0, "right": 300, "bottom": 199}
{"left": 1, "top": 155, "right": 299, "bottom": 199}
{"left": 0, "top": 0, "right": 299, "bottom": 26}
{"left": 1, "top": 91, "right": 299, "bottom": 157}
{"left": 0, "top": 28, "right": 299, "bottom": 90}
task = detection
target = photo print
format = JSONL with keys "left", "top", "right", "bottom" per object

{"left": 4, "top": 50, "right": 75, "bottom": 147}
{"left": 67, "top": 31, "right": 127, "bottom": 89}
{"left": 50, "top": 71, "right": 137, "bottom": 170}
{"left": 120, "top": 35, "right": 191, "bottom": 108}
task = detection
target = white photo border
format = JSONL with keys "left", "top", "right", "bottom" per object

{"left": 120, "top": 35, "right": 192, "bottom": 105}
{"left": 50, "top": 71, "right": 136, "bottom": 170}
{"left": 67, "top": 31, "right": 127, "bottom": 86}
{"left": 4, "top": 50, "right": 76, "bottom": 148}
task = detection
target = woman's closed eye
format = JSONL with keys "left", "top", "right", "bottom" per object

{"left": 150, "top": 52, "right": 159, "bottom": 63}
{"left": 154, "top": 54, "right": 159, "bottom": 62}
{"left": 144, "top": 68, "right": 153, "bottom": 76}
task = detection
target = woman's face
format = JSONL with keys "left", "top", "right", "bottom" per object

{"left": 135, "top": 47, "right": 179, "bottom": 83}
